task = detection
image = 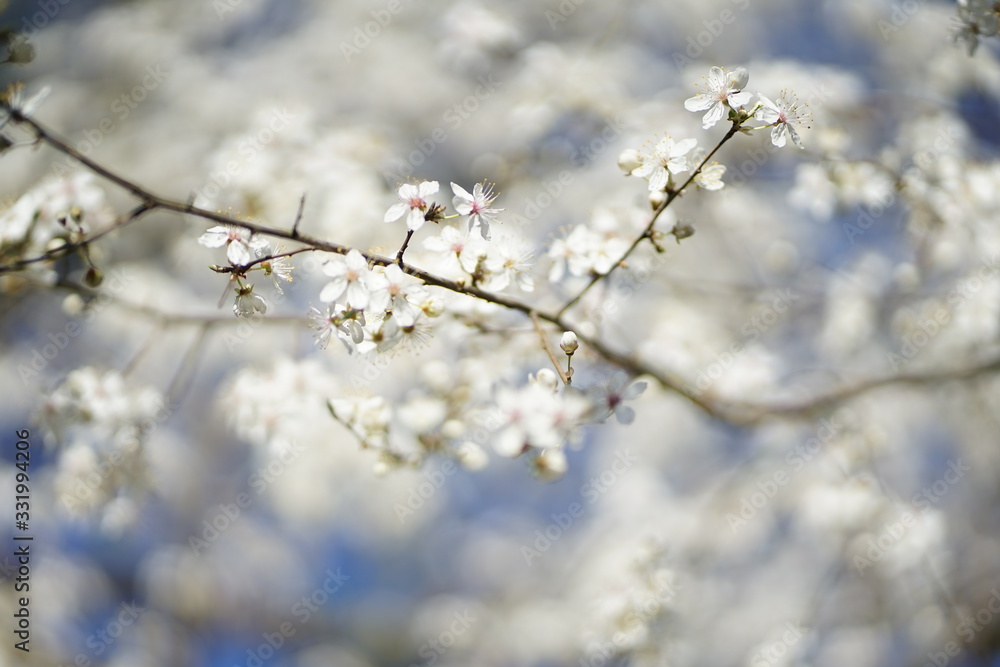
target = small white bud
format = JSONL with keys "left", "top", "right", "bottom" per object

{"left": 559, "top": 331, "right": 579, "bottom": 355}
{"left": 534, "top": 448, "right": 568, "bottom": 481}
{"left": 618, "top": 148, "right": 642, "bottom": 174}
{"left": 649, "top": 189, "right": 667, "bottom": 210}
{"left": 455, "top": 441, "right": 488, "bottom": 471}
{"left": 530, "top": 368, "right": 560, "bottom": 393}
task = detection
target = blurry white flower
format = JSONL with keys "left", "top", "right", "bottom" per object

{"left": 328, "top": 396, "right": 392, "bottom": 449}
{"left": 533, "top": 447, "right": 568, "bottom": 480}
{"left": 455, "top": 441, "right": 489, "bottom": 470}
{"left": 589, "top": 372, "right": 647, "bottom": 425}
{"left": 385, "top": 181, "right": 439, "bottom": 232}
{"left": 684, "top": 66, "right": 752, "bottom": 129}
{"left": 198, "top": 225, "right": 270, "bottom": 266}
{"left": 694, "top": 162, "right": 726, "bottom": 191}
{"left": 493, "top": 380, "right": 591, "bottom": 457}
{"left": 755, "top": 92, "right": 809, "bottom": 149}
{"left": 547, "top": 223, "right": 630, "bottom": 282}
{"left": 481, "top": 234, "right": 534, "bottom": 292}
{"left": 451, "top": 182, "right": 504, "bottom": 240}
{"left": 1, "top": 83, "right": 49, "bottom": 126}
{"left": 0, "top": 172, "right": 112, "bottom": 254}
{"left": 954, "top": 0, "right": 1000, "bottom": 55}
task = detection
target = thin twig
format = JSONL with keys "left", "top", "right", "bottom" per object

{"left": 291, "top": 193, "right": 306, "bottom": 238}
{"left": 531, "top": 311, "right": 570, "bottom": 386}
{"left": 395, "top": 229, "right": 414, "bottom": 266}
{"left": 557, "top": 121, "right": 742, "bottom": 318}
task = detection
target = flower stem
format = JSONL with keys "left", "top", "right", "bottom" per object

{"left": 555, "top": 120, "right": 742, "bottom": 318}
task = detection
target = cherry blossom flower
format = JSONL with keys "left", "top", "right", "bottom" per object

{"left": 423, "top": 226, "right": 488, "bottom": 281}
{"left": 198, "top": 224, "right": 269, "bottom": 265}
{"left": 694, "top": 162, "right": 726, "bottom": 191}
{"left": 233, "top": 284, "right": 267, "bottom": 317}
{"left": 684, "top": 66, "right": 752, "bottom": 129}
{"left": 589, "top": 372, "right": 647, "bottom": 424}
{"left": 481, "top": 234, "right": 534, "bottom": 292}
{"left": 320, "top": 248, "right": 371, "bottom": 309}
{"left": 754, "top": 92, "right": 809, "bottom": 149}
{"left": 384, "top": 180, "right": 439, "bottom": 232}
{"left": 1, "top": 83, "right": 49, "bottom": 128}
{"left": 308, "top": 304, "right": 365, "bottom": 351}
{"left": 632, "top": 136, "right": 697, "bottom": 192}
{"left": 451, "top": 181, "right": 504, "bottom": 240}
{"left": 367, "top": 263, "right": 425, "bottom": 327}
{"left": 953, "top": 0, "right": 999, "bottom": 55}
{"left": 261, "top": 250, "right": 294, "bottom": 293}
{"left": 493, "top": 377, "right": 591, "bottom": 457}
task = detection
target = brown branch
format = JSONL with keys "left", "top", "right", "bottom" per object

{"left": 6, "top": 103, "right": 1000, "bottom": 428}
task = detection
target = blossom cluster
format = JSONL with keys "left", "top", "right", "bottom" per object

{"left": 954, "top": 0, "right": 1000, "bottom": 54}
{"left": 36, "top": 367, "right": 166, "bottom": 532}
{"left": 617, "top": 66, "right": 810, "bottom": 199}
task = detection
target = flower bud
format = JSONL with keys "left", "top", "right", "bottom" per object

{"left": 531, "top": 368, "right": 560, "bottom": 393}
{"left": 455, "top": 441, "right": 488, "bottom": 471}
{"left": 618, "top": 148, "right": 642, "bottom": 174}
{"left": 84, "top": 267, "right": 104, "bottom": 287}
{"left": 559, "top": 331, "right": 579, "bottom": 355}
{"left": 649, "top": 189, "right": 666, "bottom": 210}
{"left": 671, "top": 223, "right": 695, "bottom": 241}
{"left": 533, "top": 448, "right": 568, "bottom": 481}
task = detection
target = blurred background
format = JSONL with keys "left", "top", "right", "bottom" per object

{"left": 3, "top": 0, "right": 1000, "bottom": 665}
